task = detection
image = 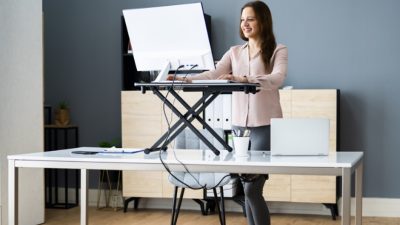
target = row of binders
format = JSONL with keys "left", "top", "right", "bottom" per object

{"left": 205, "top": 94, "right": 232, "bottom": 130}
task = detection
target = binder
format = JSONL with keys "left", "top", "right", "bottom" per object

{"left": 222, "top": 94, "right": 232, "bottom": 130}
{"left": 213, "top": 95, "right": 223, "bottom": 128}
{"left": 205, "top": 98, "right": 214, "bottom": 128}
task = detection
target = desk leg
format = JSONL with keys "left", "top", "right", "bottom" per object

{"left": 355, "top": 161, "right": 363, "bottom": 225}
{"left": 342, "top": 168, "right": 351, "bottom": 225}
{"left": 81, "top": 169, "right": 88, "bottom": 225}
{"left": 8, "top": 160, "right": 18, "bottom": 225}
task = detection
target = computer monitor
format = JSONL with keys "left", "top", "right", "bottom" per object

{"left": 122, "top": 3, "right": 215, "bottom": 82}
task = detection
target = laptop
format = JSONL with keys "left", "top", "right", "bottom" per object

{"left": 270, "top": 118, "right": 330, "bottom": 156}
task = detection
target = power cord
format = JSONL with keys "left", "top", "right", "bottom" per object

{"left": 158, "top": 65, "right": 231, "bottom": 190}
{"left": 159, "top": 65, "right": 230, "bottom": 190}
{"left": 159, "top": 65, "right": 205, "bottom": 189}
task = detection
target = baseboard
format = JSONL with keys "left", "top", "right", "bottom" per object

{"left": 56, "top": 188, "right": 400, "bottom": 218}
{"left": 338, "top": 197, "right": 400, "bottom": 218}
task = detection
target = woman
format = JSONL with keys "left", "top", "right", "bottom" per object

{"left": 169, "top": 1, "right": 287, "bottom": 225}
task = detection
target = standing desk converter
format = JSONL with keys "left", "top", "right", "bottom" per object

{"left": 8, "top": 147, "right": 363, "bottom": 225}
{"left": 134, "top": 82, "right": 259, "bottom": 155}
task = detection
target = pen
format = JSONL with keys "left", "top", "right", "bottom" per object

{"left": 243, "top": 129, "right": 250, "bottom": 137}
{"left": 232, "top": 129, "right": 237, "bottom": 137}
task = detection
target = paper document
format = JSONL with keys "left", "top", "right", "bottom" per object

{"left": 101, "top": 148, "right": 144, "bottom": 153}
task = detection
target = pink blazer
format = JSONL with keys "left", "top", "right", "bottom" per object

{"left": 189, "top": 43, "right": 288, "bottom": 127}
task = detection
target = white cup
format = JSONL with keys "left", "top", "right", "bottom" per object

{"left": 233, "top": 136, "right": 250, "bottom": 157}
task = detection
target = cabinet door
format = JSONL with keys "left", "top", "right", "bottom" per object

{"left": 291, "top": 175, "right": 336, "bottom": 203}
{"left": 290, "top": 90, "right": 337, "bottom": 203}
{"left": 264, "top": 90, "right": 338, "bottom": 203}
{"left": 122, "top": 91, "right": 163, "bottom": 197}
{"left": 263, "top": 174, "right": 291, "bottom": 202}
{"left": 121, "top": 91, "right": 162, "bottom": 148}
{"left": 123, "top": 171, "right": 163, "bottom": 198}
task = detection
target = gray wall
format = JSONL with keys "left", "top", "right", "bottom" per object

{"left": 43, "top": 0, "right": 400, "bottom": 197}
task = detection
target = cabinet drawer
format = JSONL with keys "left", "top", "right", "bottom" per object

{"left": 263, "top": 174, "right": 291, "bottom": 202}
{"left": 123, "top": 171, "right": 163, "bottom": 198}
{"left": 291, "top": 175, "right": 336, "bottom": 203}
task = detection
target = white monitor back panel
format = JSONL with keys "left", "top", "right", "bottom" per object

{"left": 123, "top": 3, "right": 214, "bottom": 71}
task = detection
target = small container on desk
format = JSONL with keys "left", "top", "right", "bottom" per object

{"left": 44, "top": 124, "right": 80, "bottom": 209}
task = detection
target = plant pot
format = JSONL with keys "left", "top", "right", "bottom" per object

{"left": 55, "top": 109, "right": 70, "bottom": 126}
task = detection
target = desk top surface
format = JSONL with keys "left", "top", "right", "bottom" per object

{"left": 9, "top": 147, "right": 363, "bottom": 169}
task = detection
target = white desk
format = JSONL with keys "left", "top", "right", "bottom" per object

{"left": 8, "top": 147, "right": 363, "bottom": 225}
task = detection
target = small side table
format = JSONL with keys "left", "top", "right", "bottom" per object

{"left": 44, "top": 125, "right": 80, "bottom": 209}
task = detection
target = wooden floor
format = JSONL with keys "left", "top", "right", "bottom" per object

{"left": 43, "top": 207, "right": 400, "bottom": 225}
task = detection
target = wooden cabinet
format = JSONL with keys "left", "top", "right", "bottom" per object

{"left": 122, "top": 89, "right": 339, "bottom": 205}
{"left": 263, "top": 89, "right": 338, "bottom": 204}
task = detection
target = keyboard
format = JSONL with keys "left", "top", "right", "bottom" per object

{"left": 191, "top": 80, "right": 235, "bottom": 84}
{"left": 151, "top": 80, "right": 185, "bottom": 83}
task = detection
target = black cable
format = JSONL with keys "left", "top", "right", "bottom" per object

{"left": 159, "top": 64, "right": 205, "bottom": 189}
{"left": 158, "top": 65, "right": 201, "bottom": 189}
{"left": 158, "top": 65, "right": 232, "bottom": 190}
{"left": 169, "top": 65, "right": 206, "bottom": 188}
{"left": 161, "top": 65, "right": 185, "bottom": 148}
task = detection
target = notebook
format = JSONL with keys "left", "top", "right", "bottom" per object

{"left": 270, "top": 118, "right": 330, "bottom": 156}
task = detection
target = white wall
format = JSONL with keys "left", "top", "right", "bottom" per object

{"left": 0, "top": 0, "right": 44, "bottom": 225}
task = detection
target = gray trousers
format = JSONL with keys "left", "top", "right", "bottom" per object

{"left": 233, "top": 125, "right": 271, "bottom": 225}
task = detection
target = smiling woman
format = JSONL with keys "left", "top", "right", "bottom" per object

{"left": 169, "top": 2, "right": 288, "bottom": 225}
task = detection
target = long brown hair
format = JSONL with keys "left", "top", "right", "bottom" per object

{"left": 240, "top": 1, "right": 276, "bottom": 69}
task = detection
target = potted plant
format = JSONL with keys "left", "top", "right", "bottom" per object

{"left": 97, "top": 139, "right": 123, "bottom": 210}
{"left": 55, "top": 101, "right": 70, "bottom": 126}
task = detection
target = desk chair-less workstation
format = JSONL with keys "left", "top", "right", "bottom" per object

{"left": 8, "top": 3, "right": 364, "bottom": 225}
